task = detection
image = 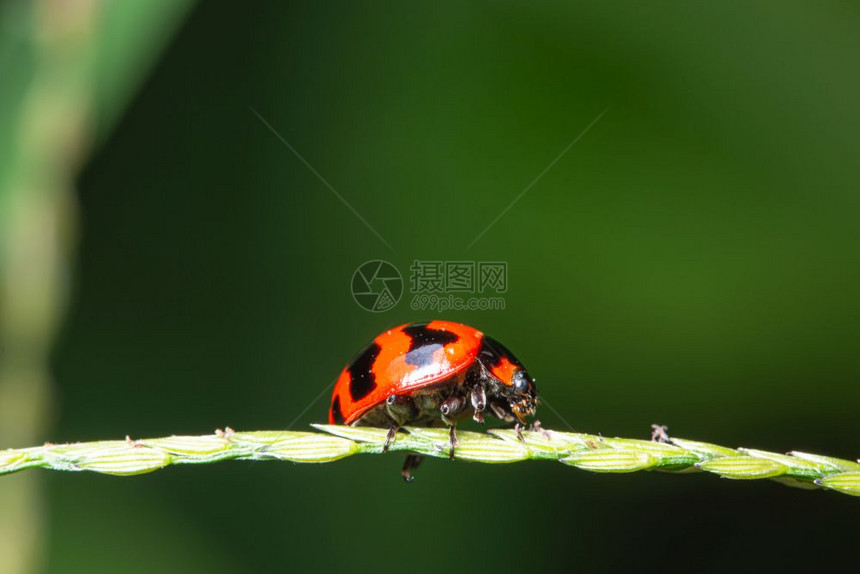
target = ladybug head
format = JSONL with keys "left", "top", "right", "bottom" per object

{"left": 478, "top": 337, "right": 539, "bottom": 423}
{"left": 507, "top": 369, "right": 538, "bottom": 424}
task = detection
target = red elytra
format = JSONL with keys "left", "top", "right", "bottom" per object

{"left": 328, "top": 321, "right": 477, "bottom": 424}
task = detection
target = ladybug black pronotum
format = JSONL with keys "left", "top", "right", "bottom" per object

{"left": 329, "top": 321, "right": 539, "bottom": 480}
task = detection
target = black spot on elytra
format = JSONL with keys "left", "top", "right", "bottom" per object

{"left": 330, "top": 396, "right": 345, "bottom": 424}
{"left": 402, "top": 323, "right": 460, "bottom": 367}
{"left": 479, "top": 336, "right": 522, "bottom": 368}
{"left": 348, "top": 342, "right": 382, "bottom": 401}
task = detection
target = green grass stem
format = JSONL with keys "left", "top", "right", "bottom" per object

{"left": 2, "top": 425, "right": 858, "bottom": 497}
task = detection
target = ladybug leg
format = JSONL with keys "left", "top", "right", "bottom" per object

{"left": 515, "top": 423, "right": 524, "bottom": 443}
{"left": 428, "top": 392, "right": 467, "bottom": 458}
{"left": 438, "top": 396, "right": 465, "bottom": 459}
{"left": 401, "top": 454, "right": 424, "bottom": 482}
{"left": 385, "top": 394, "right": 414, "bottom": 423}
{"left": 439, "top": 395, "right": 465, "bottom": 422}
{"left": 489, "top": 401, "right": 514, "bottom": 423}
{"left": 447, "top": 424, "right": 459, "bottom": 459}
{"left": 384, "top": 425, "right": 399, "bottom": 452}
{"left": 470, "top": 384, "right": 487, "bottom": 424}
{"left": 382, "top": 395, "right": 416, "bottom": 452}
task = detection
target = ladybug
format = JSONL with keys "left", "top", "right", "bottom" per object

{"left": 329, "top": 320, "right": 538, "bottom": 480}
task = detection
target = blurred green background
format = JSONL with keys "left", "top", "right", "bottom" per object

{"left": 2, "top": 1, "right": 859, "bottom": 572}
